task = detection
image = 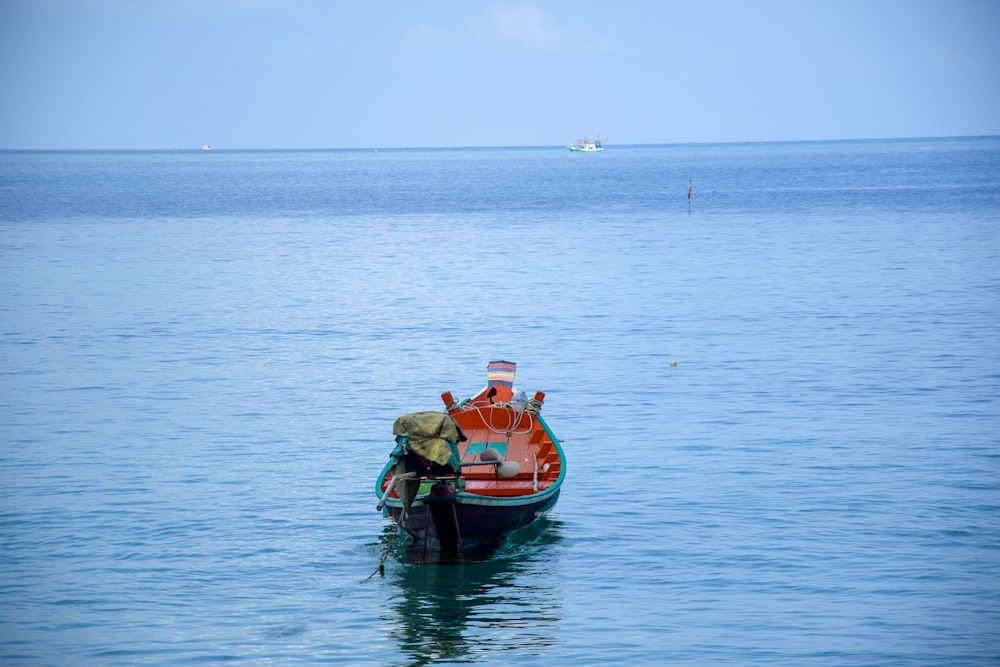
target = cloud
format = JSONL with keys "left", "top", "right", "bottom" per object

{"left": 479, "top": 1, "right": 563, "bottom": 51}
{"left": 408, "top": 19, "right": 457, "bottom": 49}
{"left": 275, "top": 37, "right": 316, "bottom": 62}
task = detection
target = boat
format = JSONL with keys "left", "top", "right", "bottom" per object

{"left": 199, "top": 144, "right": 212, "bottom": 151}
{"left": 568, "top": 137, "right": 603, "bottom": 152}
{"left": 376, "top": 361, "right": 566, "bottom": 561}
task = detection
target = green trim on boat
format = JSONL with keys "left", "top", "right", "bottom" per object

{"left": 464, "top": 442, "right": 508, "bottom": 457}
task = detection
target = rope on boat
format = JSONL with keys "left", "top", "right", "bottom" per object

{"left": 369, "top": 507, "right": 405, "bottom": 579}
{"left": 457, "top": 399, "right": 535, "bottom": 436}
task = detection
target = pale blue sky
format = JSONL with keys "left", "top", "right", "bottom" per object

{"left": 1, "top": 0, "right": 998, "bottom": 149}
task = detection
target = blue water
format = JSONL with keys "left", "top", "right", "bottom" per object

{"left": 1, "top": 138, "right": 999, "bottom": 665}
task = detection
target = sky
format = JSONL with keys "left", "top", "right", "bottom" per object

{"left": 1, "top": 0, "right": 998, "bottom": 150}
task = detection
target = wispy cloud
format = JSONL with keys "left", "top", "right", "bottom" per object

{"left": 275, "top": 37, "right": 316, "bottom": 62}
{"left": 478, "top": 1, "right": 564, "bottom": 52}
{"left": 408, "top": 19, "right": 457, "bottom": 49}
{"left": 402, "top": 2, "right": 615, "bottom": 57}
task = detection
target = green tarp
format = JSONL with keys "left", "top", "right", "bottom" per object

{"left": 392, "top": 411, "right": 463, "bottom": 470}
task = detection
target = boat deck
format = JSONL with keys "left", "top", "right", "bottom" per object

{"left": 452, "top": 406, "right": 562, "bottom": 497}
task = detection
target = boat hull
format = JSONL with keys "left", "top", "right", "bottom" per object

{"left": 385, "top": 488, "right": 560, "bottom": 558}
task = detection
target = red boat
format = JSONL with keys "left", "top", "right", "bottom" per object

{"left": 376, "top": 361, "right": 566, "bottom": 561}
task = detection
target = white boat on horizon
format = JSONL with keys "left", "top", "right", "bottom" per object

{"left": 568, "top": 137, "right": 603, "bottom": 152}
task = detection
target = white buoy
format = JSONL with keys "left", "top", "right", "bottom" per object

{"left": 497, "top": 461, "right": 521, "bottom": 478}
{"left": 480, "top": 447, "right": 502, "bottom": 462}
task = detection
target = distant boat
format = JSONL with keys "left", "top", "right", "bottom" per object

{"left": 376, "top": 361, "right": 566, "bottom": 562}
{"left": 199, "top": 144, "right": 212, "bottom": 151}
{"left": 568, "top": 137, "right": 603, "bottom": 152}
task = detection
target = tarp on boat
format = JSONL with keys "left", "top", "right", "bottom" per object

{"left": 392, "top": 411, "right": 463, "bottom": 469}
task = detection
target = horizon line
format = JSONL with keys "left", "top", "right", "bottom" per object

{"left": 1, "top": 134, "right": 997, "bottom": 153}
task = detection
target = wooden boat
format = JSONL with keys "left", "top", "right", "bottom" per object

{"left": 376, "top": 361, "right": 565, "bottom": 561}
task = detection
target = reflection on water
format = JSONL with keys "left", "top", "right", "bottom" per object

{"left": 379, "top": 519, "right": 564, "bottom": 665}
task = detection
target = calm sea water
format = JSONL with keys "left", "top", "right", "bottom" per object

{"left": 1, "top": 138, "right": 999, "bottom": 665}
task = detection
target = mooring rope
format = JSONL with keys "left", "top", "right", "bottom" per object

{"left": 368, "top": 512, "right": 402, "bottom": 579}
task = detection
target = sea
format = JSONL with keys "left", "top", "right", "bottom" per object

{"left": 1, "top": 137, "right": 998, "bottom": 666}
